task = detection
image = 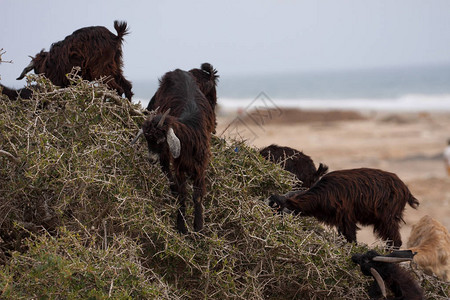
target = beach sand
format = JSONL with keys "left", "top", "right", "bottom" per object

{"left": 216, "top": 108, "right": 450, "bottom": 248}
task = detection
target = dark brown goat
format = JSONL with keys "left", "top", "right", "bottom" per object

{"left": 352, "top": 250, "right": 424, "bottom": 299}
{"left": 0, "top": 84, "right": 32, "bottom": 100}
{"left": 259, "top": 144, "right": 328, "bottom": 188}
{"left": 146, "top": 63, "right": 219, "bottom": 132}
{"left": 189, "top": 63, "right": 219, "bottom": 133}
{"left": 133, "top": 68, "right": 215, "bottom": 234}
{"left": 17, "top": 21, "right": 133, "bottom": 100}
{"left": 267, "top": 168, "right": 419, "bottom": 247}
{"left": 188, "top": 63, "right": 219, "bottom": 113}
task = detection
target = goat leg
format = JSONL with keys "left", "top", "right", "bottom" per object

{"left": 176, "top": 189, "right": 188, "bottom": 234}
{"left": 374, "top": 221, "right": 402, "bottom": 249}
{"left": 115, "top": 73, "right": 133, "bottom": 100}
{"left": 339, "top": 221, "right": 358, "bottom": 243}
{"left": 174, "top": 173, "right": 188, "bottom": 234}
{"left": 193, "top": 200, "right": 204, "bottom": 232}
{"left": 159, "top": 158, "right": 177, "bottom": 196}
{"left": 177, "top": 205, "right": 188, "bottom": 234}
{"left": 192, "top": 181, "right": 205, "bottom": 232}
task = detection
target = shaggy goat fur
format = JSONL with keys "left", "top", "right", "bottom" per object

{"left": 267, "top": 168, "right": 419, "bottom": 247}
{"left": 188, "top": 63, "right": 219, "bottom": 133}
{"left": 352, "top": 250, "right": 424, "bottom": 299}
{"left": 407, "top": 215, "right": 450, "bottom": 281}
{"left": 188, "top": 63, "right": 219, "bottom": 112}
{"left": 136, "top": 68, "right": 214, "bottom": 234}
{"left": 146, "top": 63, "right": 219, "bottom": 133}
{"left": 259, "top": 144, "right": 328, "bottom": 188}
{"left": 17, "top": 21, "right": 133, "bottom": 100}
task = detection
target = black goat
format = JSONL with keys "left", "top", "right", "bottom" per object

{"left": 267, "top": 168, "right": 419, "bottom": 247}
{"left": 352, "top": 250, "right": 424, "bottom": 299}
{"left": 133, "top": 68, "right": 215, "bottom": 234}
{"left": 146, "top": 63, "right": 219, "bottom": 133}
{"left": 259, "top": 144, "right": 328, "bottom": 188}
{"left": 0, "top": 84, "right": 32, "bottom": 100}
{"left": 17, "top": 21, "right": 133, "bottom": 100}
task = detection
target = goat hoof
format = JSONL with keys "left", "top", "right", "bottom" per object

{"left": 177, "top": 226, "right": 188, "bottom": 235}
{"left": 177, "top": 220, "right": 188, "bottom": 235}
{"left": 194, "top": 222, "right": 203, "bottom": 233}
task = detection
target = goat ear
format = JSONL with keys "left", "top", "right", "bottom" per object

{"left": 370, "top": 268, "right": 387, "bottom": 298}
{"left": 166, "top": 127, "right": 180, "bottom": 158}
{"left": 17, "top": 60, "right": 35, "bottom": 80}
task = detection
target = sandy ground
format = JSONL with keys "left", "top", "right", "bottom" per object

{"left": 216, "top": 108, "right": 450, "bottom": 248}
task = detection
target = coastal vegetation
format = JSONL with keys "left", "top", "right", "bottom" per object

{"left": 0, "top": 73, "right": 448, "bottom": 299}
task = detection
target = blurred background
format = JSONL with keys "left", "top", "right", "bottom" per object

{"left": 2, "top": 0, "right": 450, "bottom": 110}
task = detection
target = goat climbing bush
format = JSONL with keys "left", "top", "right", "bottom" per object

{"left": 0, "top": 75, "right": 448, "bottom": 299}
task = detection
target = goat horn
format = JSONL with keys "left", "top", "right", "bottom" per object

{"left": 157, "top": 108, "right": 171, "bottom": 127}
{"left": 17, "top": 60, "right": 35, "bottom": 80}
{"left": 372, "top": 256, "right": 413, "bottom": 263}
{"left": 166, "top": 127, "right": 180, "bottom": 158}
{"left": 131, "top": 128, "right": 143, "bottom": 145}
{"left": 370, "top": 268, "right": 387, "bottom": 298}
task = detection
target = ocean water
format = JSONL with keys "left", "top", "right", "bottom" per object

{"left": 133, "top": 64, "right": 450, "bottom": 112}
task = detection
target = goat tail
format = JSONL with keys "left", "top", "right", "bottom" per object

{"left": 200, "top": 63, "right": 219, "bottom": 81}
{"left": 114, "top": 20, "right": 130, "bottom": 41}
{"left": 315, "top": 163, "right": 329, "bottom": 178}
{"left": 309, "top": 163, "right": 328, "bottom": 187}
{"left": 408, "top": 195, "right": 420, "bottom": 209}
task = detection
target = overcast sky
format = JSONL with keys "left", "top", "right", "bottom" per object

{"left": 1, "top": 0, "right": 450, "bottom": 89}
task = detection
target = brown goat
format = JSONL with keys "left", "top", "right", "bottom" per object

{"left": 189, "top": 63, "right": 219, "bottom": 133}
{"left": 259, "top": 144, "right": 328, "bottom": 188}
{"left": 267, "top": 168, "right": 419, "bottom": 247}
{"left": 352, "top": 250, "right": 424, "bottom": 299}
{"left": 146, "top": 63, "right": 219, "bottom": 133}
{"left": 17, "top": 21, "right": 133, "bottom": 100}
{"left": 407, "top": 215, "right": 450, "bottom": 281}
{"left": 133, "top": 68, "right": 215, "bottom": 234}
